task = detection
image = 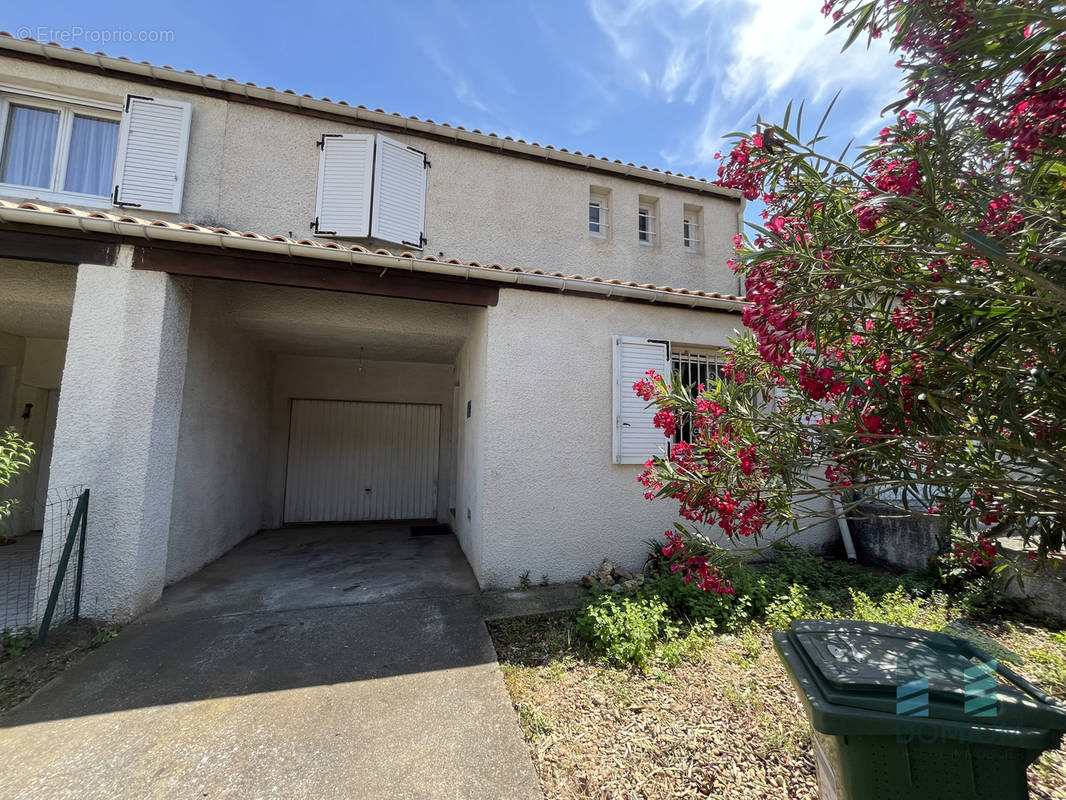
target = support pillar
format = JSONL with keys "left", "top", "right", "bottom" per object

{"left": 37, "top": 251, "right": 190, "bottom": 622}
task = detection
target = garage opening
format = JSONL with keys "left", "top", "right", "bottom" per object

{"left": 283, "top": 399, "right": 441, "bottom": 524}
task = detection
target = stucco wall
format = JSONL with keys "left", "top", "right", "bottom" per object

{"left": 165, "top": 283, "right": 272, "bottom": 584}
{"left": 266, "top": 354, "right": 456, "bottom": 527}
{"left": 475, "top": 289, "right": 838, "bottom": 588}
{"left": 451, "top": 309, "right": 488, "bottom": 580}
{"left": 0, "top": 56, "right": 742, "bottom": 294}
{"left": 41, "top": 259, "right": 190, "bottom": 622}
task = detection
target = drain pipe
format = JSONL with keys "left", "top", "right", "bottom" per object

{"left": 832, "top": 495, "right": 857, "bottom": 561}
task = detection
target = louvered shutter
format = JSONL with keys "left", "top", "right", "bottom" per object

{"left": 313, "top": 134, "right": 373, "bottom": 237}
{"left": 613, "top": 336, "right": 670, "bottom": 464}
{"left": 112, "top": 95, "right": 192, "bottom": 214}
{"left": 370, "top": 134, "right": 427, "bottom": 248}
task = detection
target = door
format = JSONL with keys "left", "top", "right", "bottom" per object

{"left": 284, "top": 400, "right": 440, "bottom": 523}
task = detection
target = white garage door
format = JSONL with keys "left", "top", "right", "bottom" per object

{"left": 284, "top": 400, "right": 440, "bottom": 523}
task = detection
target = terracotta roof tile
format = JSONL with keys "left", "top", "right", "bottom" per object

{"left": 0, "top": 199, "right": 745, "bottom": 305}
{"left": 0, "top": 23, "right": 740, "bottom": 199}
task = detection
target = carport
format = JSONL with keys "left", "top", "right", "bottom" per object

{"left": 0, "top": 212, "right": 499, "bottom": 623}
{"left": 164, "top": 276, "right": 481, "bottom": 588}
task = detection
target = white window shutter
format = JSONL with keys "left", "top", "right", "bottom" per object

{"left": 370, "top": 133, "right": 427, "bottom": 248}
{"left": 112, "top": 95, "right": 192, "bottom": 214}
{"left": 613, "top": 336, "right": 670, "bottom": 464}
{"left": 313, "top": 134, "right": 373, "bottom": 237}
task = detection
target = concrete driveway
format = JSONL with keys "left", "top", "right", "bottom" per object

{"left": 0, "top": 525, "right": 543, "bottom": 800}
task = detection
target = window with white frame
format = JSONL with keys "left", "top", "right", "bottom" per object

{"left": 613, "top": 337, "right": 727, "bottom": 463}
{"left": 637, "top": 197, "right": 658, "bottom": 245}
{"left": 0, "top": 97, "right": 120, "bottom": 200}
{"left": 589, "top": 186, "right": 610, "bottom": 238}
{"left": 0, "top": 91, "right": 192, "bottom": 213}
{"left": 682, "top": 204, "right": 703, "bottom": 253}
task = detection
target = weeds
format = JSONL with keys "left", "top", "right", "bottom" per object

{"left": 0, "top": 628, "right": 34, "bottom": 662}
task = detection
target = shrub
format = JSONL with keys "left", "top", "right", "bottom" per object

{"left": 1, "top": 627, "right": 34, "bottom": 662}
{"left": 765, "top": 584, "right": 815, "bottom": 631}
{"left": 576, "top": 593, "right": 676, "bottom": 670}
{"left": 0, "top": 429, "right": 34, "bottom": 540}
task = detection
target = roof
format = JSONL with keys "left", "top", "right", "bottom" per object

{"left": 0, "top": 200, "right": 747, "bottom": 311}
{"left": 0, "top": 32, "right": 741, "bottom": 202}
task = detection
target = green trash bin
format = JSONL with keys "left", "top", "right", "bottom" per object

{"left": 773, "top": 620, "right": 1066, "bottom": 800}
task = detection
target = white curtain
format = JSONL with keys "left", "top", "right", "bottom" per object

{"left": 64, "top": 115, "right": 119, "bottom": 197}
{"left": 0, "top": 105, "right": 59, "bottom": 189}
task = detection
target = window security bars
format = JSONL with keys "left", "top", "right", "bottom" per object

{"left": 671, "top": 349, "right": 726, "bottom": 443}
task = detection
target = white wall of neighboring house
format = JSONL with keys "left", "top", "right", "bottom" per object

{"left": 0, "top": 54, "right": 743, "bottom": 295}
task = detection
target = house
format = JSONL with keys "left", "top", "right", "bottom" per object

{"left": 0, "top": 34, "right": 838, "bottom": 623}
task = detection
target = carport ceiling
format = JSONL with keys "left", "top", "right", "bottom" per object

{"left": 0, "top": 259, "right": 76, "bottom": 339}
{"left": 215, "top": 280, "right": 472, "bottom": 364}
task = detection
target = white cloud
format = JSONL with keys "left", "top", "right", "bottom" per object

{"left": 587, "top": 0, "right": 901, "bottom": 168}
{"left": 425, "top": 47, "right": 490, "bottom": 114}
{"left": 724, "top": 0, "right": 896, "bottom": 103}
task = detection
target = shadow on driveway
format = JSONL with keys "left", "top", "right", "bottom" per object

{"left": 0, "top": 525, "right": 543, "bottom": 800}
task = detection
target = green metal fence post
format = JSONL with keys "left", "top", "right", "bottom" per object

{"left": 36, "top": 489, "right": 89, "bottom": 646}
{"left": 72, "top": 489, "right": 89, "bottom": 621}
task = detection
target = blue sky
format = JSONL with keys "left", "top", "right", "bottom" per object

{"left": 7, "top": 0, "right": 901, "bottom": 221}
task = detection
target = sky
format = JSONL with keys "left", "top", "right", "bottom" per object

{"left": 6, "top": 0, "right": 902, "bottom": 224}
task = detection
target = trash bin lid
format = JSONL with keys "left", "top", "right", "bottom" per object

{"left": 786, "top": 620, "right": 1066, "bottom": 728}
{"left": 792, "top": 620, "right": 974, "bottom": 694}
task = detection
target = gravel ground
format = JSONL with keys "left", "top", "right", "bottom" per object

{"left": 490, "top": 612, "right": 1066, "bottom": 800}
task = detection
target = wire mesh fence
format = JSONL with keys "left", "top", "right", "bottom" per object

{"left": 0, "top": 530, "right": 40, "bottom": 631}
{"left": 0, "top": 484, "right": 86, "bottom": 634}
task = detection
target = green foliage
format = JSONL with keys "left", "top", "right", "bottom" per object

{"left": 0, "top": 627, "right": 34, "bottom": 662}
{"left": 576, "top": 592, "right": 677, "bottom": 670}
{"left": 765, "top": 584, "right": 820, "bottom": 631}
{"left": 575, "top": 541, "right": 1031, "bottom": 669}
{"left": 934, "top": 544, "right": 1021, "bottom": 620}
{"left": 89, "top": 627, "right": 119, "bottom": 649}
{"left": 848, "top": 586, "right": 927, "bottom": 627}
{"left": 0, "top": 428, "right": 34, "bottom": 534}
{"left": 516, "top": 701, "right": 553, "bottom": 739}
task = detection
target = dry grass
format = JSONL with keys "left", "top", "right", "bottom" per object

{"left": 490, "top": 612, "right": 1066, "bottom": 800}
{"left": 0, "top": 620, "right": 118, "bottom": 714}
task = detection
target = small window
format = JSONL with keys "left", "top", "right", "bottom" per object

{"left": 637, "top": 195, "right": 659, "bottom": 246}
{"left": 589, "top": 187, "right": 609, "bottom": 238}
{"left": 0, "top": 98, "right": 120, "bottom": 200}
{"left": 671, "top": 347, "right": 727, "bottom": 443}
{"left": 682, "top": 204, "right": 703, "bottom": 253}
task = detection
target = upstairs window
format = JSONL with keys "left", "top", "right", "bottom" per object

{"left": 0, "top": 92, "right": 192, "bottom": 213}
{"left": 589, "top": 186, "right": 610, "bottom": 239}
{"left": 682, "top": 204, "right": 703, "bottom": 253}
{"left": 637, "top": 196, "right": 659, "bottom": 246}
{"left": 314, "top": 132, "right": 428, "bottom": 248}
{"left": 0, "top": 100, "right": 119, "bottom": 199}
